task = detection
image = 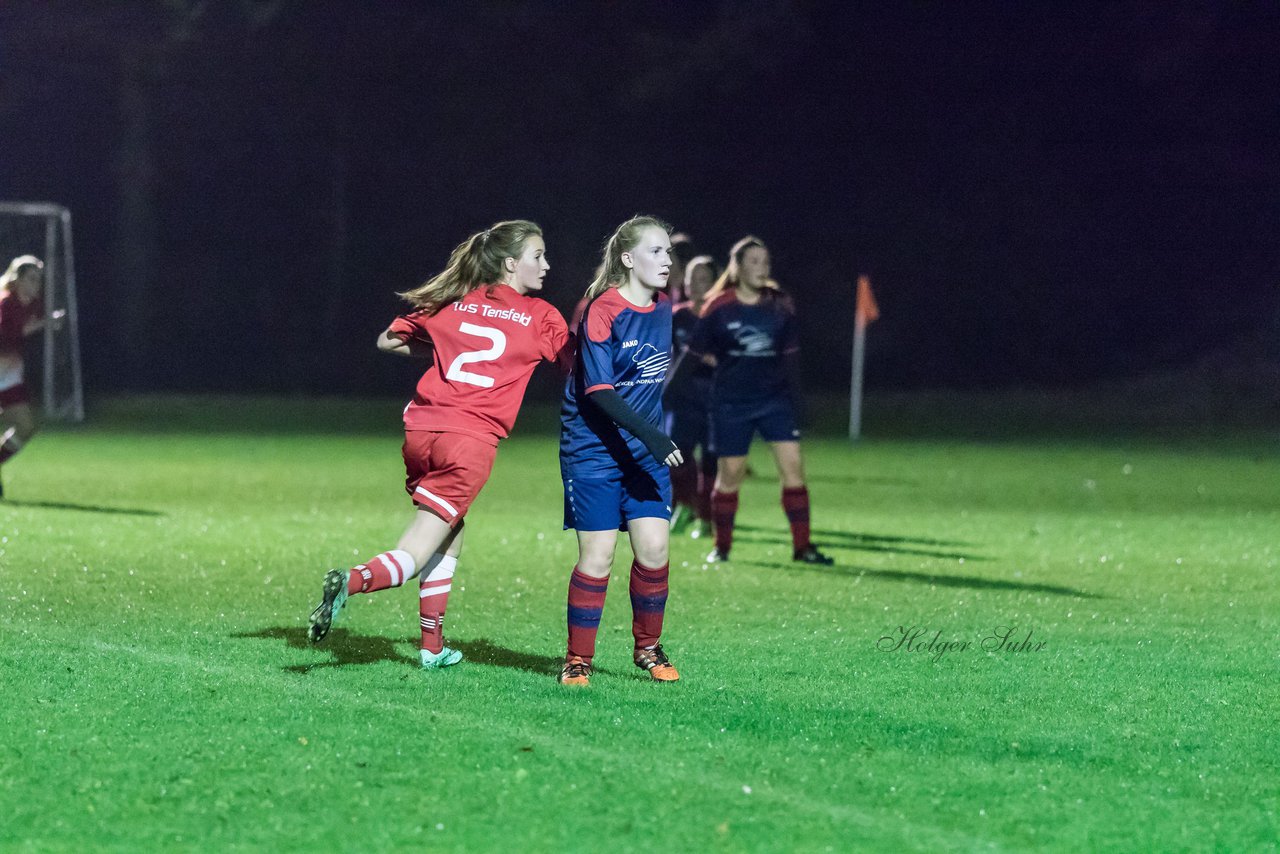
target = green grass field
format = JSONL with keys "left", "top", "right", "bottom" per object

{"left": 2, "top": 396, "right": 1277, "bottom": 852}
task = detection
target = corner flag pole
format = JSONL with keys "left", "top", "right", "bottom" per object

{"left": 849, "top": 274, "right": 879, "bottom": 441}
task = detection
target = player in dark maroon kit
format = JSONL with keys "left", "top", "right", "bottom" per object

{"left": 0, "top": 255, "right": 47, "bottom": 499}
{"left": 690, "top": 236, "right": 833, "bottom": 565}
{"left": 307, "top": 220, "right": 571, "bottom": 670}
{"left": 665, "top": 255, "right": 718, "bottom": 537}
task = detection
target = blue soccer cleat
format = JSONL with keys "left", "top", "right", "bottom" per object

{"left": 307, "top": 569, "right": 349, "bottom": 644}
{"left": 421, "top": 647, "right": 463, "bottom": 670}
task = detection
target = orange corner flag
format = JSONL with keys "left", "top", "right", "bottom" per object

{"left": 856, "top": 274, "right": 879, "bottom": 327}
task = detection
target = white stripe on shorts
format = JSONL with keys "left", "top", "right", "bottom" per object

{"left": 414, "top": 486, "right": 459, "bottom": 518}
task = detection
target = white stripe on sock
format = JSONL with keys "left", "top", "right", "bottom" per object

{"left": 423, "top": 555, "right": 457, "bottom": 584}
{"left": 419, "top": 583, "right": 452, "bottom": 598}
{"left": 383, "top": 549, "right": 415, "bottom": 587}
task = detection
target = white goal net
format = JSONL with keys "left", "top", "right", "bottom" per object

{"left": 0, "top": 202, "right": 84, "bottom": 421}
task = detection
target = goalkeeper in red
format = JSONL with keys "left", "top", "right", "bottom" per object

{"left": 0, "top": 255, "right": 47, "bottom": 499}
{"left": 306, "top": 220, "right": 570, "bottom": 671}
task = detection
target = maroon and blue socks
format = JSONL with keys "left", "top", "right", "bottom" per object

{"left": 567, "top": 559, "right": 671, "bottom": 663}
{"left": 567, "top": 567, "right": 609, "bottom": 664}
{"left": 628, "top": 560, "right": 669, "bottom": 651}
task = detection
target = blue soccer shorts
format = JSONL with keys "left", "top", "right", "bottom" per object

{"left": 709, "top": 398, "right": 801, "bottom": 457}
{"left": 562, "top": 465, "right": 672, "bottom": 531}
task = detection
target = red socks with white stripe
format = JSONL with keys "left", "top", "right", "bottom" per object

{"left": 335, "top": 549, "right": 459, "bottom": 654}
{"left": 419, "top": 554, "right": 458, "bottom": 655}
{"left": 346, "top": 549, "right": 416, "bottom": 595}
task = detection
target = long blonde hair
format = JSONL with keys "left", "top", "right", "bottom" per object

{"left": 583, "top": 215, "right": 672, "bottom": 302}
{"left": 703, "top": 235, "right": 766, "bottom": 307}
{"left": 0, "top": 255, "right": 43, "bottom": 292}
{"left": 399, "top": 220, "right": 542, "bottom": 313}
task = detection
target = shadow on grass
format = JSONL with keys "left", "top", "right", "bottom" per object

{"left": 800, "top": 474, "right": 920, "bottom": 487}
{"left": 1, "top": 498, "right": 164, "bottom": 517}
{"left": 454, "top": 637, "right": 561, "bottom": 676}
{"left": 231, "top": 626, "right": 417, "bottom": 672}
{"left": 736, "top": 524, "right": 971, "bottom": 548}
{"left": 731, "top": 558, "right": 1100, "bottom": 598}
{"left": 731, "top": 526, "right": 985, "bottom": 561}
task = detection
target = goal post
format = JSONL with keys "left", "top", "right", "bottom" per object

{"left": 0, "top": 201, "right": 85, "bottom": 422}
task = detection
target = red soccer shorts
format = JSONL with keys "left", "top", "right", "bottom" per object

{"left": 402, "top": 431, "right": 498, "bottom": 527}
{"left": 0, "top": 384, "right": 29, "bottom": 409}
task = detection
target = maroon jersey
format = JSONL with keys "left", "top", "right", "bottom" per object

{"left": 0, "top": 291, "right": 37, "bottom": 392}
{"left": 389, "top": 284, "right": 570, "bottom": 445}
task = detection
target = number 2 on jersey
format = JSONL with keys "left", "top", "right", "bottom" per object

{"left": 445, "top": 322, "right": 507, "bottom": 388}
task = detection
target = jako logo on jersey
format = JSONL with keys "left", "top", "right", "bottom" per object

{"left": 621, "top": 339, "right": 639, "bottom": 348}
{"left": 632, "top": 343, "right": 670, "bottom": 378}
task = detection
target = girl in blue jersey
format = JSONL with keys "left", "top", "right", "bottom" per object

{"left": 558, "top": 216, "right": 683, "bottom": 686}
{"left": 691, "top": 235, "right": 834, "bottom": 566}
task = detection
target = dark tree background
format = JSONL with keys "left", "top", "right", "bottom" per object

{"left": 1, "top": 1, "right": 1276, "bottom": 398}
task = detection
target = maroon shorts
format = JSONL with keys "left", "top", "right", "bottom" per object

{"left": 402, "top": 431, "right": 498, "bottom": 527}
{"left": 0, "top": 384, "right": 29, "bottom": 409}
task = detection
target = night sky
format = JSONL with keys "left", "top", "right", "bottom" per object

{"left": 2, "top": 1, "right": 1276, "bottom": 397}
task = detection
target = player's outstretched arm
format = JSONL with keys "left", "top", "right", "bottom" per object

{"left": 22, "top": 309, "right": 62, "bottom": 337}
{"left": 587, "top": 388, "right": 682, "bottom": 467}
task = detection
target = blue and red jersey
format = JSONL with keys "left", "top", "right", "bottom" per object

{"left": 560, "top": 288, "right": 672, "bottom": 476}
{"left": 664, "top": 300, "right": 713, "bottom": 410}
{"left": 691, "top": 288, "right": 799, "bottom": 405}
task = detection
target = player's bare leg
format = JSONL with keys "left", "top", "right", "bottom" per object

{"left": 396, "top": 507, "right": 458, "bottom": 570}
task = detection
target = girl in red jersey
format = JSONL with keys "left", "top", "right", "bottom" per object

{"left": 0, "top": 256, "right": 47, "bottom": 499}
{"left": 557, "top": 216, "right": 684, "bottom": 686}
{"left": 307, "top": 220, "right": 571, "bottom": 671}
{"left": 690, "top": 236, "right": 833, "bottom": 565}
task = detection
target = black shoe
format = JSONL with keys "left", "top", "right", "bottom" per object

{"left": 705, "top": 548, "right": 729, "bottom": 563}
{"left": 793, "top": 545, "right": 834, "bottom": 565}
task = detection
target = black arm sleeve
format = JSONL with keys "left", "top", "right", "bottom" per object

{"left": 588, "top": 388, "right": 678, "bottom": 463}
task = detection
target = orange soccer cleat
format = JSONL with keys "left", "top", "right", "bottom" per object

{"left": 559, "top": 656, "right": 593, "bottom": 686}
{"left": 634, "top": 644, "right": 680, "bottom": 682}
